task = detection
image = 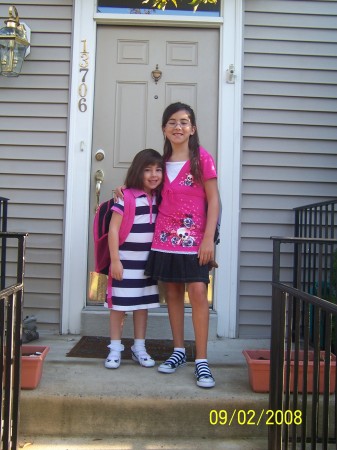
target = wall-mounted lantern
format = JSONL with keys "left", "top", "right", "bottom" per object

{"left": 0, "top": 6, "right": 31, "bottom": 77}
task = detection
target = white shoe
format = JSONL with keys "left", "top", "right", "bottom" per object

{"left": 131, "top": 346, "right": 155, "bottom": 368}
{"left": 105, "top": 343, "right": 124, "bottom": 369}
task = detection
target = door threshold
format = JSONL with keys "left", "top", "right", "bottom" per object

{"left": 81, "top": 308, "right": 218, "bottom": 340}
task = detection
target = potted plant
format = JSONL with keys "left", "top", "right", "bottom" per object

{"left": 242, "top": 349, "right": 336, "bottom": 394}
{"left": 21, "top": 345, "right": 50, "bottom": 389}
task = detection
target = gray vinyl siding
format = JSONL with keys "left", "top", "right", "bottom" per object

{"left": 0, "top": 0, "right": 73, "bottom": 332}
{"left": 239, "top": 0, "right": 337, "bottom": 338}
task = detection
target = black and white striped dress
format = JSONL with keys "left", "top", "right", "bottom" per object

{"left": 104, "top": 193, "right": 160, "bottom": 311}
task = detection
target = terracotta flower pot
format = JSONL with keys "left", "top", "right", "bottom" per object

{"left": 21, "top": 345, "right": 50, "bottom": 390}
{"left": 242, "top": 349, "right": 336, "bottom": 394}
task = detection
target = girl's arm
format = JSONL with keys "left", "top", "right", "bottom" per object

{"left": 198, "top": 178, "right": 220, "bottom": 266}
{"left": 108, "top": 212, "right": 124, "bottom": 280}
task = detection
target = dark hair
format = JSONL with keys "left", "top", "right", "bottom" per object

{"left": 125, "top": 148, "right": 164, "bottom": 193}
{"left": 162, "top": 102, "right": 202, "bottom": 183}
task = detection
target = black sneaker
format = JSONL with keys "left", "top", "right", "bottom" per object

{"left": 194, "top": 361, "right": 215, "bottom": 388}
{"left": 158, "top": 350, "right": 186, "bottom": 373}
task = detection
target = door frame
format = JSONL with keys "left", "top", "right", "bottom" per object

{"left": 61, "top": 0, "right": 242, "bottom": 337}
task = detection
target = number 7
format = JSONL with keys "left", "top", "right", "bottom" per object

{"left": 80, "top": 68, "right": 88, "bottom": 83}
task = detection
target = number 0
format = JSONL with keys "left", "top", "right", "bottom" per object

{"left": 78, "top": 83, "right": 88, "bottom": 98}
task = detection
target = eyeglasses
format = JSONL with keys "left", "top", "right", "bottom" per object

{"left": 166, "top": 119, "right": 191, "bottom": 128}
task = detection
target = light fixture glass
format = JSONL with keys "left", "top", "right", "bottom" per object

{"left": 0, "top": 6, "right": 30, "bottom": 77}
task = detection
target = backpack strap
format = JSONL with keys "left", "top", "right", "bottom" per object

{"left": 107, "top": 189, "right": 136, "bottom": 307}
{"left": 118, "top": 189, "right": 135, "bottom": 245}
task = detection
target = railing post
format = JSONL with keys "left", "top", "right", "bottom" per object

{"left": 12, "top": 234, "right": 27, "bottom": 449}
{"left": 0, "top": 232, "right": 27, "bottom": 450}
{"left": 269, "top": 238, "right": 286, "bottom": 450}
{"left": 0, "top": 197, "right": 9, "bottom": 290}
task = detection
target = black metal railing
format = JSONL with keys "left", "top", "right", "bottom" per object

{"left": 0, "top": 232, "right": 28, "bottom": 450}
{"left": 0, "top": 197, "right": 9, "bottom": 290}
{"left": 294, "top": 199, "right": 337, "bottom": 349}
{"left": 294, "top": 199, "right": 337, "bottom": 240}
{"left": 269, "top": 237, "right": 337, "bottom": 450}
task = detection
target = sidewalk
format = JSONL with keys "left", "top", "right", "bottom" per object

{"left": 19, "top": 334, "right": 270, "bottom": 449}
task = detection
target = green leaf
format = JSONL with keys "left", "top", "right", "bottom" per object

{"left": 189, "top": 0, "right": 217, "bottom": 10}
{"left": 142, "top": 0, "right": 217, "bottom": 11}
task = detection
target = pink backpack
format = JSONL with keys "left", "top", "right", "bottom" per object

{"left": 93, "top": 189, "right": 135, "bottom": 275}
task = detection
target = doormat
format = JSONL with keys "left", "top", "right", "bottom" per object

{"left": 66, "top": 336, "right": 196, "bottom": 361}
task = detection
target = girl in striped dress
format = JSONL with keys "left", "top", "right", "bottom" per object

{"left": 104, "top": 149, "right": 164, "bottom": 369}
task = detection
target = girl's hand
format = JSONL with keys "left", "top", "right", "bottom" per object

{"left": 113, "top": 185, "right": 126, "bottom": 201}
{"left": 199, "top": 178, "right": 219, "bottom": 267}
{"left": 198, "top": 236, "right": 214, "bottom": 266}
{"left": 110, "top": 259, "right": 123, "bottom": 280}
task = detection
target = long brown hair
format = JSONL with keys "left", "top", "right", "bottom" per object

{"left": 162, "top": 102, "right": 202, "bottom": 184}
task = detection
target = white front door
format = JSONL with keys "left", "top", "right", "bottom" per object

{"left": 87, "top": 26, "right": 219, "bottom": 309}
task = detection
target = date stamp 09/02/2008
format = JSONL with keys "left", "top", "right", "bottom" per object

{"left": 209, "top": 409, "right": 303, "bottom": 427}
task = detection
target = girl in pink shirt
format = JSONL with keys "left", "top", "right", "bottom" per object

{"left": 145, "top": 102, "right": 220, "bottom": 388}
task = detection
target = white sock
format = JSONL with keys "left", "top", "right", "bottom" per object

{"left": 174, "top": 347, "right": 186, "bottom": 354}
{"left": 109, "top": 339, "right": 122, "bottom": 351}
{"left": 133, "top": 338, "right": 146, "bottom": 353}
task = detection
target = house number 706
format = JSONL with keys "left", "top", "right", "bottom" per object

{"left": 78, "top": 39, "right": 89, "bottom": 113}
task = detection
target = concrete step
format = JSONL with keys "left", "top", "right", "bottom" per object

{"left": 19, "top": 436, "right": 268, "bottom": 449}
{"left": 19, "top": 335, "right": 270, "bottom": 442}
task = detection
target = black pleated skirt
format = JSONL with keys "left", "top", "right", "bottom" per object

{"left": 144, "top": 250, "right": 210, "bottom": 284}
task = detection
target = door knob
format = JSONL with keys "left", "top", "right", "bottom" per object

{"left": 95, "top": 149, "right": 105, "bottom": 161}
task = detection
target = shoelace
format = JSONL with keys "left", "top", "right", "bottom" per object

{"left": 165, "top": 350, "right": 185, "bottom": 366}
{"left": 195, "top": 362, "right": 214, "bottom": 380}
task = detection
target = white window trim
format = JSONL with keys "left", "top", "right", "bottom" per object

{"left": 95, "top": 12, "right": 224, "bottom": 27}
{"left": 62, "top": 0, "right": 242, "bottom": 338}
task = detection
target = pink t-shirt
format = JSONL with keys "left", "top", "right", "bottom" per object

{"left": 151, "top": 146, "right": 217, "bottom": 254}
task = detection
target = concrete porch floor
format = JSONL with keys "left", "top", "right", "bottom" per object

{"left": 18, "top": 334, "right": 271, "bottom": 449}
